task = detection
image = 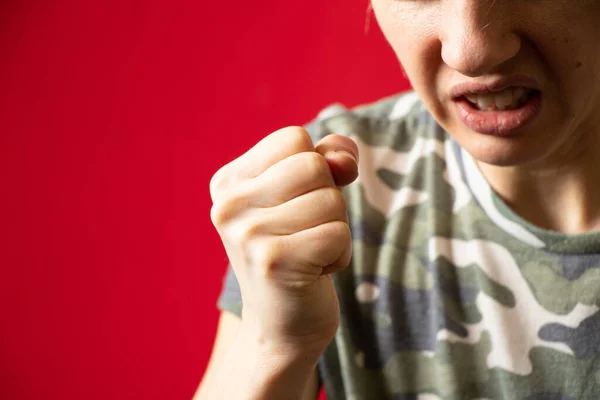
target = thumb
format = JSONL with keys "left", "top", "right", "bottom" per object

{"left": 315, "top": 134, "right": 359, "bottom": 188}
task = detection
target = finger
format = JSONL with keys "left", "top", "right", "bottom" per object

{"left": 228, "top": 126, "right": 315, "bottom": 182}
{"left": 210, "top": 149, "right": 339, "bottom": 221}
{"left": 250, "top": 186, "right": 348, "bottom": 235}
{"left": 314, "top": 135, "right": 359, "bottom": 188}
{"left": 281, "top": 220, "right": 352, "bottom": 274}
{"left": 245, "top": 151, "right": 335, "bottom": 207}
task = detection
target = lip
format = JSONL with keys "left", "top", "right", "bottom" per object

{"left": 449, "top": 75, "right": 541, "bottom": 99}
{"left": 449, "top": 75, "right": 542, "bottom": 136}
{"left": 454, "top": 92, "right": 542, "bottom": 136}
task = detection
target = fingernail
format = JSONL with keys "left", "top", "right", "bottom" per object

{"left": 335, "top": 150, "right": 357, "bottom": 163}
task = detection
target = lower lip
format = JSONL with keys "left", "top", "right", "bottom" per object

{"left": 454, "top": 92, "right": 542, "bottom": 137}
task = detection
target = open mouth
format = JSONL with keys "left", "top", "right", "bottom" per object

{"left": 461, "top": 87, "right": 539, "bottom": 112}
{"left": 453, "top": 87, "right": 542, "bottom": 136}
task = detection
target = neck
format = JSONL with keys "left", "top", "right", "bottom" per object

{"left": 477, "top": 136, "right": 600, "bottom": 234}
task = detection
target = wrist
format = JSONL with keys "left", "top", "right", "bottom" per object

{"left": 239, "top": 314, "right": 331, "bottom": 363}
{"left": 220, "top": 326, "right": 321, "bottom": 400}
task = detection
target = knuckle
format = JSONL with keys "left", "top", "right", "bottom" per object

{"left": 209, "top": 190, "right": 249, "bottom": 227}
{"left": 327, "top": 221, "right": 351, "bottom": 242}
{"left": 226, "top": 215, "right": 274, "bottom": 259}
{"left": 252, "top": 239, "right": 284, "bottom": 275}
{"left": 282, "top": 126, "right": 314, "bottom": 152}
{"left": 209, "top": 166, "right": 229, "bottom": 199}
{"left": 210, "top": 203, "right": 225, "bottom": 228}
{"left": 305, "top": 152, "right": 333, "bottom": 182}
{"left": 322, "top": 187, "right": 347, "bottom": 214}
{"left": 338, "top": 221, "right": 352, "bottom": 242}
{"left": 311, "top": 222, "right": 351, "bottom": 266}
{"left": 236, "top": 220, "right": 262, "bottom": 249}
{"left": 209, "top": 202, "right": 228, "bottom": 227}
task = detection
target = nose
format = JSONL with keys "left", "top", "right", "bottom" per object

{"left": 440, "top": 0, "right": 521, "bottom": 77}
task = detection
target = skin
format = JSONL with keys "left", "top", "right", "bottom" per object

{"left": 371, "top": 0, "right": 600, "bottom": 233}
{"left": 197, "top": 128, "right": 358, "bottom": 399}
{"left": 198, "top": 2, "right": 600, "bottom": 398}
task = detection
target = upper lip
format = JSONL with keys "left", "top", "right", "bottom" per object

{"left": 449, "top": 75, "right": 540, "bottom": 99}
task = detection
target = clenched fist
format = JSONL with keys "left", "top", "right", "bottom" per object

{"left": 210, "top": 126, "right": 359, "bottom": 358}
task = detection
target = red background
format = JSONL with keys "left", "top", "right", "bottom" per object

{"left": 0, "top": 1, "right": 410, "bottom": 399}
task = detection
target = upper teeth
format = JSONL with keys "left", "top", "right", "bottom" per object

{"left": 465, "top": 87, "right": 532, "bottom": 111}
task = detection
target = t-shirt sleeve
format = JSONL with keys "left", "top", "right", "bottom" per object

{"left": 214, "top": 106, "right": 344, "bottom": 317}
{"left": 217, "top": 263, "right": 243, "bottom": 317}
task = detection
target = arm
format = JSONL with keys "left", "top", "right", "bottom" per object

{"left": 198, "top": 127, "right": 358, "bottom": 400}
{"left": 194, "top": 311, "right": 320, "bottom": 400}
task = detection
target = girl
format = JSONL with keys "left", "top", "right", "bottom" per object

{"left": 197, "top": 1, "right": 600, "bottom": 398}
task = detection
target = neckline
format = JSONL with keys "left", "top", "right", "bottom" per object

{"left": 450, "top": 137, "right": 600, "bottom": 254}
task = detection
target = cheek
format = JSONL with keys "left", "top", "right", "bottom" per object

{"left": 533, "top": 30, "right": 600, "bottom": 122}
{"left": 392, "top": 36, "right": 445, "bottom": 120}
{"left": 374, "top": 6, "right": 440, "bottom": 66}
{"left": 526, "top": 5, "right": 600, "bottom": 111}
{"left": 372, "top": 1, "right": 439, "bottom": 60}
{"left": 373, "top": 5, "right": 441, "bottom": 94}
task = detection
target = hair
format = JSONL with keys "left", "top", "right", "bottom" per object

{"left": 365, "top": 2, "right": 374, "bottom": 35}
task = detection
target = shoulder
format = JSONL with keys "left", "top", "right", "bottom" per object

{"left": 304, "top": 91, "right": 443, "bottom": 146}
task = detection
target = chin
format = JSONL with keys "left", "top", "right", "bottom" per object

{"left": 451, "top": 128, "right": 557, "bottom": 168}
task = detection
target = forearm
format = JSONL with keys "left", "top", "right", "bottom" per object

{"left": 196, "top": 325, "right": 320, "bottom": 400}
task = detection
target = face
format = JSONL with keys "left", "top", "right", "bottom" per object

{"left": 371, "top": 0, "right": 600, "bottom": 168}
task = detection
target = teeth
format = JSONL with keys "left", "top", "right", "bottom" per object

{"left": 495, "top": 90, "right": 513, "bottom": 109}
{"left": 513, "top": 87, "right": 525, "bottom": 101}
{"left": 465, "top": 88, "right": 532, "bottom": 111}
{"left": 478, "top": 94, "right": 496, "bottom": 110}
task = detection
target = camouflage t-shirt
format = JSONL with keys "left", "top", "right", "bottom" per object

{"left": 217, "top": 91, "right": 600, "bottom": 400}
